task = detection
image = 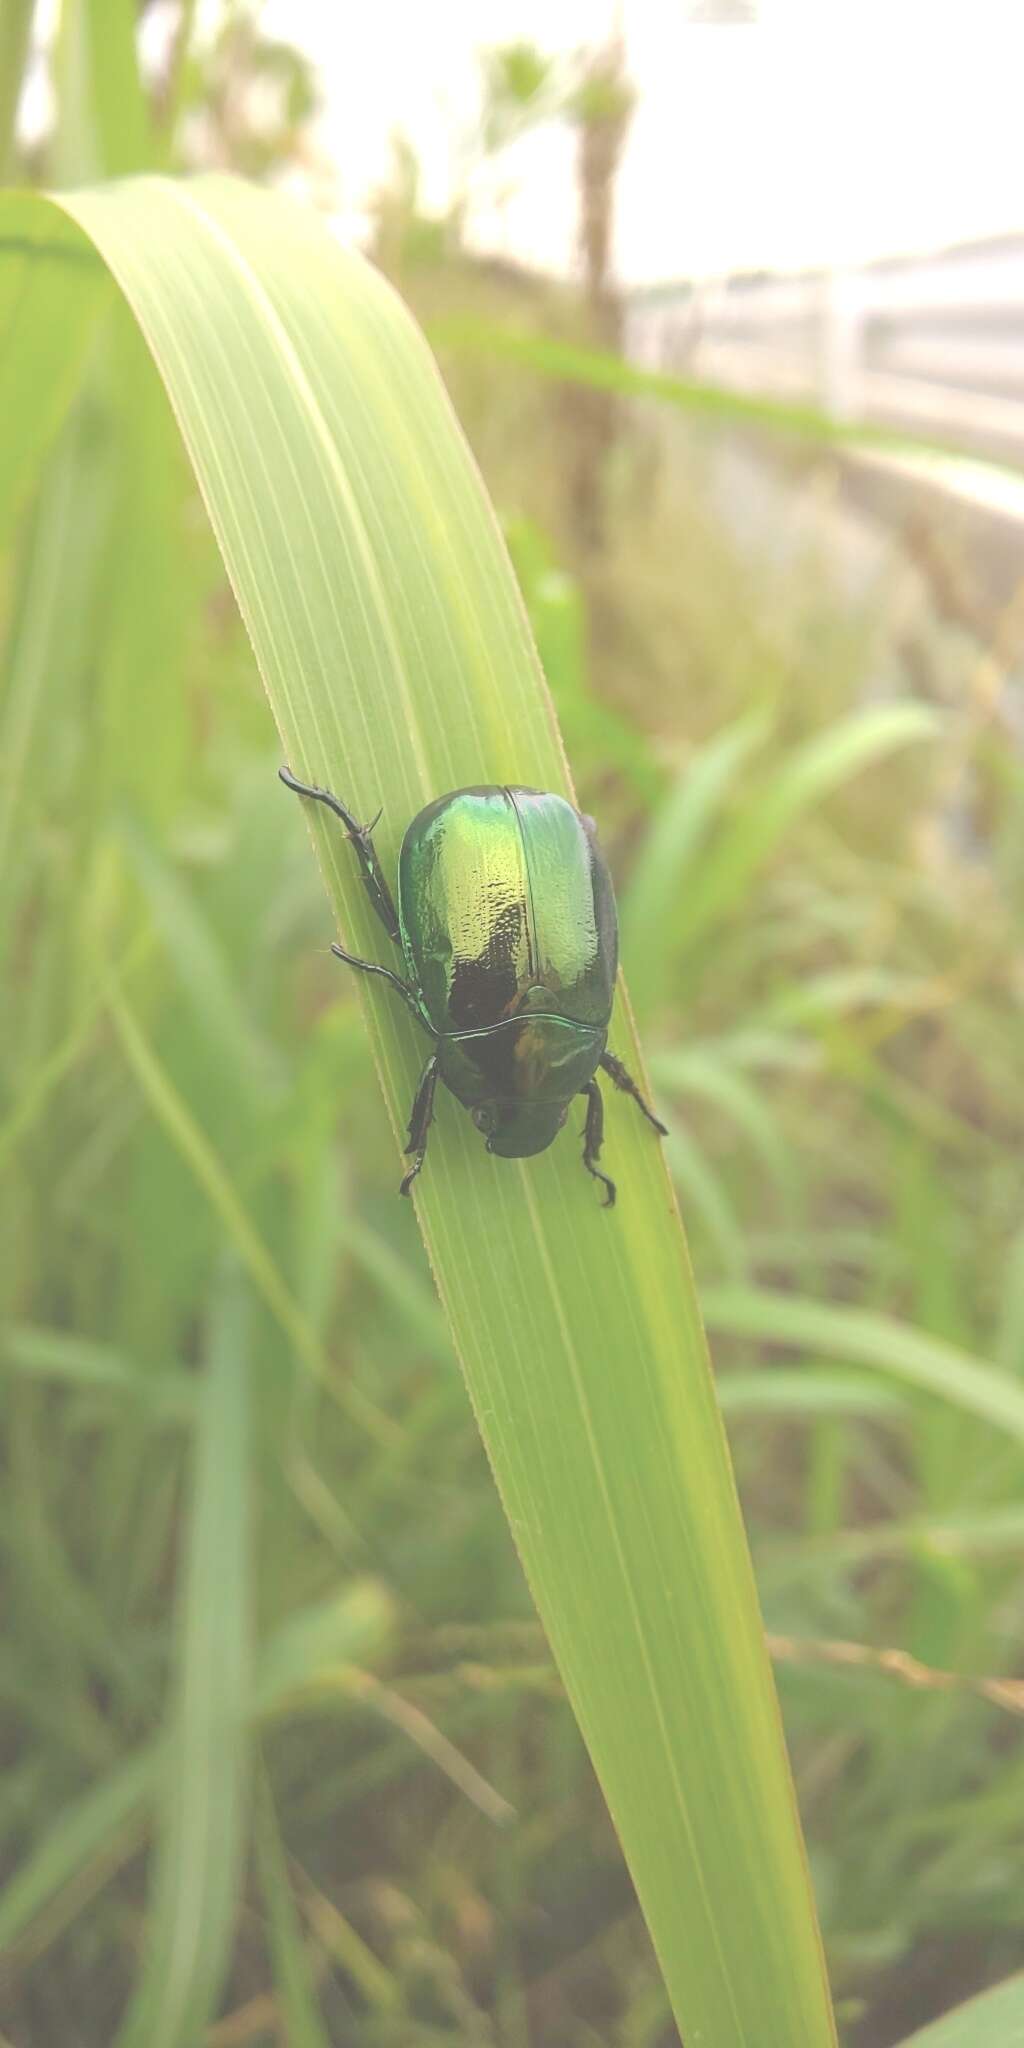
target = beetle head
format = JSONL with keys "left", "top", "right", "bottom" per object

{"left": 472, "top": 1101, "right": 568, "bottom": 1159}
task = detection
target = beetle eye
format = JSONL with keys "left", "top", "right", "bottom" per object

{"left": 471, "top": 1107, "right": 492, "bottom": 1133}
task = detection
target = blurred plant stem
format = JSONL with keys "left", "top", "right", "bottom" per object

{"left": 0, "top": 0, "right": 34, "bottom": 181}
{"left": 565, "top": 32, "right": 634, "bottom": 551}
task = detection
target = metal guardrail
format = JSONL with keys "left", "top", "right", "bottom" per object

{"left": 624, "top": 234, "right": 1024, "bottom": 468}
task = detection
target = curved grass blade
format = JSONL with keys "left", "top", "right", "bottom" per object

{"left": 0, "top": 174, "right": 836, "bottom": 2046}
{"left": 253, "top": 1771, "right": 332, "bottom": 2048}
{"left": 430, "top": 314, "right": 1024, "bottom": 481}
{"left": 115, "top": 1267, "right": 252, "bottom": 2048}
{"left": 704, "top": 1288, "right": 1024, "bottom": 1441}
{"left": 0, "top": 1746, "right": 155, "bottom": 1964}
{"left": 105, "top": 984, "right": 390, "bottom": 1444}
{"left": 620, "top": 709, "right": 769, "bottom": 1019}
{"left": 0, "top": 229, "right": 106, "bottom": 546}
{"left": 669, "top": 703, "right": 939, "bottom": 961}
{"left": 897, "top": 1973, "right": 1024, "bottom": 2046}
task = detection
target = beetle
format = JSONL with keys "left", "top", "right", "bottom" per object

{"left": 280, "top": 767, "right": 667, "bottom": 1205}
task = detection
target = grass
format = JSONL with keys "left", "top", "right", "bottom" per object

{"left": 4, "top": 166, "right": 839, "bottom": 2045}
{"left": 3, "top": 33, "right": 1024, "bottom": 2048}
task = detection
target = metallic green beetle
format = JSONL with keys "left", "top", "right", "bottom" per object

{"left": 281, "top": 767, "right": 666, "bottom": 1204}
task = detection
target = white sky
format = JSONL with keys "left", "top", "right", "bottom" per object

{"left": 262, "top": 0, "right": 1024, "bottom": 284}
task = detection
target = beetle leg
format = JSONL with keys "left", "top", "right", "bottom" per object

{"left": 330, "top": 944, "right": 434, "bottom": 1035}
{"left": 279, "top": 765, "right": 402, "bottom": 943}
{"left": 599, "top": 1050, "right": 668, "bottom": 1136}
{"left": 580, "top": 1079, "right": 616, "bottom": 1208}
{"left": 400, "top": 1055, "right": 439, "bottom": 1196}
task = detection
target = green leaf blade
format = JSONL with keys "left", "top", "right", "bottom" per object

{"left": 704, "top": 1288, "right": 1024, "bottom": 1443}
{"left": 2, "top": 172, "right": 836, "bottom": 2045}
{"left": 897, "top": 1973, "right": 1024, "bottom": 2046}
{"left": 115, "top": 1268, "right": 253, "bottom": 2048}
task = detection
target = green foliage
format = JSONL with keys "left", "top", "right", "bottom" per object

{"left": 431, "top": 315, "right": 1024, "bottom": 477}
{"left": 179, "top": 1, "right": 320, "bottom": 179}
{"left": 369, "top": 130, "right": 451, "bottom": 275}
{"left": 1, "top": 168, "right": 835, "bottom": 2046}
{"left": 0, "top": 0, "right": 35, "bottom": 180}
{"left": 479, "top": 41, "right": 563, "bottom": 153}
{"left": 116, "top": 1271, "right": 253, "bottom": 2048}
{"left": 899, "top": 1973, "right": 1024, "bottom": 2046}
{"left": 3, "top": 14, "right": 1024, "bottom": 2048}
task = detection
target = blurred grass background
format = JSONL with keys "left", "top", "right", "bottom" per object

{"left": 4, "top": 5, "right": 1024, "bottom": 2045}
